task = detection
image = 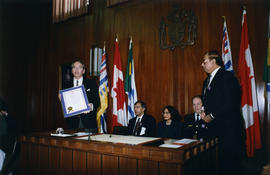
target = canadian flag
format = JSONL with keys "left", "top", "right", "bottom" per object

{"left": 238, "top": 9, "right": 262, "bottom": 157}
{"left": 111, "top": 37, "right": 128, "bottom": 127}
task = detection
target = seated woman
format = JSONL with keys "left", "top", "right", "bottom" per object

{"left": 157, "top": 106, "right": 183, "bottom": 139}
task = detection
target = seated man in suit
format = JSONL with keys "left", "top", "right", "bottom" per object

{"left": 183, "top": 95, "right": 208, "bottom": 140}
{"left": 128, "top": 101, "right": 156, "bottom": 137}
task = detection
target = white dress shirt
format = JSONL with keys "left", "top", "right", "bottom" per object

{"left": 73, "top": 77, "right": 83, "bottom": 87}
{"left": 209, "top": 66, "right": 221, "bottom": 85}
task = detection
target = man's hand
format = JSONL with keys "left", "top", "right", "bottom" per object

{"left": 201, "top": 111, "right": 213, "bottom": 123}
{"left": 58, "top": 93, "right": 61, "bottom": 101}
{"left": 0, "top": 110, "right": 8, "bottom": 116}
{"left": 83, "top": 103, "right": 94, "bottom": 114}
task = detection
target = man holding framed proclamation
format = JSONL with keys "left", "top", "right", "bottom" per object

{"left": 60, "top": 60, "right": 100, "bottom": 132}
{"left": 60, "top": 85, "right": 90, "bottom": 117}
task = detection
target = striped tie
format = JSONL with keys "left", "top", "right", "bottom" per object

{"left": 203, "top": 75, "right": 211, "bottom": 95}
{"left": 133, "top": 118, "right": 141, "bottom": 136}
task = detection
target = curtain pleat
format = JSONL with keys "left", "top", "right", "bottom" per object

{"left": 52, "top": 0, "right": 89, "bottom": 23}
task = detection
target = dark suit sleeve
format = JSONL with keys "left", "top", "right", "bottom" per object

{"left": 145, "top": 116, "right": 156, "bottom": 137}
{"left": 128, "top": 118, "right": 135, "bottom": 135}
{"left": 211, "top": 73, "right": 241, "bottom": 121}
{"left": 85, "top": 79, "right": 100, "bottom": 111}
{"left": 156, "top": 122, "right": 163, "bottom": 137}
{"left": 203, "top": 71, "right": 242, "bottom": 135}
{"left": 183, "top": 114, "right": 193, "bottom": 138}
{"left": 177, "top": 121, "right": 184, "bottom": 139}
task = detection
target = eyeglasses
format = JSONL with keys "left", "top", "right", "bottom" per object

{"left": 162, "top": 112, "right": 170, "bottom": 115}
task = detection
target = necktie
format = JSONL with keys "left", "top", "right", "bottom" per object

{"left": 196, "top": 114, "right": 200, "bottom": 121}
{"left": 203, "top": 75, "right": 211, "bottom": 95}
{"left": 133, "top": 118, "right": 141, "bottom": 136}
{"left": 194, "top": 114, "right": 200, "bottom": 139}
{"left": 206, "top": 74, "right": 211, "bottom": 87}
{"left": 76, "top": 80, "right": 79, "bottom": 86}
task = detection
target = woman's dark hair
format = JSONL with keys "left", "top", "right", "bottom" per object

{"left": 206, "top": 50, "right": 224, "bottom": 68}
{"left": 162, "top": 105, "right": 181, "bottom": 121}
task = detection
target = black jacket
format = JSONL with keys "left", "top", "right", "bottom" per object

{"left": 128, "top": 114, "right": 156, "bottom": 137}
{"left": 202, "top": 68, "right": 245, "bottom": 149}
{"left": 62, "top": 77, "right": 100, "bottom": 130}
{"left": 157, "top": 120, "right": 183, "bottom": 139}
{"left": 183, "top": 113, "right": 208, "bottom": 139}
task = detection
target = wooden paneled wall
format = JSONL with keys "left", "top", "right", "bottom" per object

{"left": 0, "top": 0, "right": 269, "bottom": 157}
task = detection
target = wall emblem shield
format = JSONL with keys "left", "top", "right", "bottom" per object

{"left": 159, "top": 7, "right": 197, "bottom": 50}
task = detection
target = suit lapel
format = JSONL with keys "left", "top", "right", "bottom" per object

{"left": 193, "top": 113, "right": 196, "bottom": 123}
{"left": 206, "top": 68, "right": 224, "bottom": 94}
{"left": 208, "top": 71, "right": 218, "bottom": 89}
{"left": 67, "top": 80, "right": 73, "bottom": 88}
{"left": 82, "top": 77, "right": 86, "bottom": 86}
{"left": 141, "top": 114, "right": 146, "bottom": 125}
{"left": 137, "top": 115, "right": 146, "bottom": 135}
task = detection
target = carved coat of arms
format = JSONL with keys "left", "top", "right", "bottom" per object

{"left": 159, "top": 7, "right": 197, "bottom": 50}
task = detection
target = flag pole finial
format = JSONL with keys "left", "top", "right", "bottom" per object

{"left": 104, "top": 41, "right": 106, "bottom": 49}
{"left": 222, "top": 16, "right": 226, "bottom": 21}
{"left": 243, "top": 5, "right": 246, "bottom": 10}
{"left": 116, "top": 33, "right": 119, "bottom": 39}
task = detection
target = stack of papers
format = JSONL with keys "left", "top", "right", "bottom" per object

{"left": 73, "top": 132, "right": 89, "bottom": 136}
{"left": 50, "top": 133, "right": 73, "bottom": 137}
{"left": 172, "top": 138, "right": 197, "bottom": 145}
{"left": 159, "top": 144, "right": 182, "bottom": 148}
{"left": 158, "top": 138, "right": 197, "bottom": 149}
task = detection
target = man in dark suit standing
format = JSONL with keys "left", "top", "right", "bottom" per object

{"left": 183, "top": 95, "right": 208, "bottom": 140}
{"left": 62, "top": 60, "right": 100, "bottom": 132}
{"left": 200, "top": 51, "right": 245, "bottom": 175}
{"left": 128, "top": 101, "right": 156, "bottom": 137}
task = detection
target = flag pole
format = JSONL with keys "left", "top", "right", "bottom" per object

{"left": 222, "top": 16, "right": 226, "bottom": 21}
{"left": 116, "top": 33, "right": 119, "bottom": 42}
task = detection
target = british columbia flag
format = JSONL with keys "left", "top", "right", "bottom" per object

{"left": 222, "top": 19, "right": 234, "bottom": 72}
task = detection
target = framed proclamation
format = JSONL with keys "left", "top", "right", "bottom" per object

{"left": 59, "top": 85, "right": 90, "bottom": 118}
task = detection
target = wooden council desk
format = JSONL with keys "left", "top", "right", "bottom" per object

{"left": 20, "top": 131, "right": 218, "bottom": 175}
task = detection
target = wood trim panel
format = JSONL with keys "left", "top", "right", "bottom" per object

{"left": 102, "top": 155, "right": 118, "bottom": 175}
{"left": 87, "top": 152, "right": 102, "bottom": 175}
{"left": 73, "top": 150, "right": 87, "bottom": 175}
{"left": 119, "top": 157, "right": 137, "bottom": 175}
{"left": 20, "top": 133, "right": 218, "bottom": 175}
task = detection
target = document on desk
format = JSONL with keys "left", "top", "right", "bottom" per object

{"left": 159, "top": 144, "right": 182, "bottom": 148}
{"left": 59, "top": 85, "right": 90, "bottom": 118}
{"left": 173, "top": 138, "right": 197, "bottom": 145}
{"left": 76, "top": 134, "right": 159, "bottom": 145}
{"left": 73, "top": 132, "right": 89, "bottom": 136}
{"left": 50, "top": 133, "right": 74, "bottom": 137}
